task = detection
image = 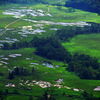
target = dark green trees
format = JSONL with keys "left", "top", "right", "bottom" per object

{"left": 68, "top": 54, "right": 100, "bottom": 79}
{"left": 34, "top": 36, "right": 71, "bottom": 62}
{"left": 8, "top": 67, "right": 30, "bottom": 80}
{"left": 66, "top": 0, "right": 100, "bottom": 13}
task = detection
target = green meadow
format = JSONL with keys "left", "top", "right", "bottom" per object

{"left": 0, "top": 48, "right": 100, "bottom": 99}
{"left": 63, "top": 34, "right": 100, "bottom": 59}
{"left": 0, "top": 4, "right": 100, "bottom": 28}
{"left": 0, "top": 3, "right": 100, "bottom": 100}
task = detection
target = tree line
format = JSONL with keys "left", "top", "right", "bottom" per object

{"left": 68, "top": 53, "right": 100, "bottom": 79}
{"left": 1, "top": 23, "right": 100, "bottom": 80}
{"left": 2, "top": 36, "right": 100, "bottom": 80}
{"left": 66, "top": 0, "right": 100, "bottom": 13}
{"left": 56, "top": 22, "right": 100, "bottom": 41}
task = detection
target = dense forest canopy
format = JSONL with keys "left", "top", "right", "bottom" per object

{"left": 66, "top": 0, "right": 100, "bottom": 13}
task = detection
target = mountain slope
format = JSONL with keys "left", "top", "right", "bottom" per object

{"left": 66, "top": 0, "right": 100, "bottom": 13}
{"left": 0, "top": 0, "right": 67, "bottom": 5}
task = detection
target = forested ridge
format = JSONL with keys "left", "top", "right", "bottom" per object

{"left": 66, "top": 0, "right": 100, "bottom": 13}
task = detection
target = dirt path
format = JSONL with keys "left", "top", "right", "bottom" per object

{"left": 5, "top": 18, "right": 21, "bottom": 29}
{"left": 0, "top": 17, "right": 23, "bottom": 36}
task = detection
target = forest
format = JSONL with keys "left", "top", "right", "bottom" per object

{"left": 66, "top": 0, "right": 100, "bottom": 13}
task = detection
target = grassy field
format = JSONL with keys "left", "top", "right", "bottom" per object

{"left": 63, "top": 33, "right": 100, "bottom": 59}
{"left": 0, "top": 3, "right": 100, "bottom": 100}
{"left": 0, "top": 4, "right": 100, "bottom": 28}
{"left": 0, "top": 48, "right": 100, "bottom": 98}
{"left": 0, "top": 3, "right": 100, "bottom": 44}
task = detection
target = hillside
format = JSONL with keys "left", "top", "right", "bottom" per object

{"left": 0, "top": 0, "right": 100, "bottom": 100}
{"left": 0, "top": 0, "right": 67, "bottom": 5}
{"left": 66, "top": 0, "right": 100, "bottom": 13}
